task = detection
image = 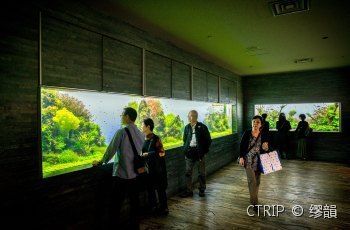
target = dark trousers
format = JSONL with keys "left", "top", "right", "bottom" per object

{"left": 108, "top": 176, "right": 139, "bottom": 229}
{"left": 146, "top": 182, "right": 168, "bottom": 210}
{"left": 185, "top": 152, "right": 206, "bottom": 192}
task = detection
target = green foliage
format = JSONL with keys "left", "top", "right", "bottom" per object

{"left": 204, "top": 111, "right": 229, "bottom": 133}
{"left": 257, "top": 103, "right": 340, "bottom": 131}
{"left": 58, "top": 150, "right": 80, "bottom": 163}
{"left": 307, "top": 103, "right": 340, "bottom": 131}
{"left": 127, "top": 101, "right": 139, "bottom": 112}
{"left": 53, "top": 108, "right": 80, "bottom": 136}
{"left": 43, "top": 153, "right": 60, "bottom": 164}
{"left": 41, "top": 89, "right": 107, "bottom": 176}
{"left": 164, "top": 113, "right": 184, "bottom": 139}
{"left": 58, "top": 94, "right": 92, "bottom": 120}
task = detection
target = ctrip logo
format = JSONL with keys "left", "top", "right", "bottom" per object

{"left": 247, "top": 205, "right": 285, "bottom": 217}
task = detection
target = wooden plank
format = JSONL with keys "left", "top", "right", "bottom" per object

{"left": 193, "top": 68, "right": 207, "bottom": 101}
{"left": 172, "top": 60, "right": 191, "bottom": 100}
{"left": 220, "top": 78, "right": 236, "bottom": 104}
{"left": 207, "top": 73, "right": 219, "bottom": 103}
{"left": 103, "top": 36, "right": 142, "bottom": 95}
{"left": 145, "top": 51, "right": 171, "bottom": 98}
{"left": 42, "top": 15, "right": 102, "bottom": 90}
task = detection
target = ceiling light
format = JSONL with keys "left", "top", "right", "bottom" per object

{"left": 269, "top": 0, "right": 310, "bottom": 16}
{"left": 294, "top": 57, "right": 313, "bottom": 63}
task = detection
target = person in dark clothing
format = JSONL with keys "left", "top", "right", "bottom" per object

{"left": 295, "top": 114, "right": 311, "bottom": 160}
{"left": 141, "top": 118, "right": 169, "bottom": 215}
{"left": 276, "top": 113, "right": 291, "bottom": 159}
{"left": 261, "top": 113, "right": 270, "bottom": 135}
{"left": 180, "top": 110, "right": 212, "bottom": 198}
{"left": 239, "top": 115, "right": 270, "bottom": 210}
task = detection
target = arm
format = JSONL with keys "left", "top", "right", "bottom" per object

{"left": 239, "top": 131, "right": 249, "bottom": 158}
{"left": 101, "top": 129, "right": 123, "bottom": 164}
{"left": 155, "top": 137, "right": 165, "bottom": 157}
{"left": 203, "top": 125, "right": 212, "bottom": 150}
{"left": 183, "top": 125, "right": 188, "bottom": 145}
{"left": 295, "top": 122, "right": 301, "bottom": 133}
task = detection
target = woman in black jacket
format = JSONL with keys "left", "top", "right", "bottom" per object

{"left": 239, "top": 115, "right": 270, "bottom": 209}
{"left": 295, "top": 114, "right": 310, "bottom": 160}
{"left": 141, "top": 118, "right": 168, "bottom": 215}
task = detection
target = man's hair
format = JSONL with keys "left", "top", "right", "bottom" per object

{"left": 252, "top": 115, "right": 263, "bottom": 123}
{"left": 143, "top": 118, "right": 154, "bottom": 131}
{"left": 299, "top": 114, "right": 306, "bottom": 120}
{"left": 123, "top": 107, "right": 137, "bottom": 122}
{"left": 261, "top": 113, "right": 268, "bottom": 119}
{"left": 188, "top": 110, "right": 198, "bottom": 118}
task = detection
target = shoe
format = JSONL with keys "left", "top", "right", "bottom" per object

{"left": 199, "top": 189, "right": 205, "bottom": 197}
{"left": 157, "top": 208, "right": 169, "bottom": 216}
{"left": 180, "top": 191, "right": 193, "bottom": 198}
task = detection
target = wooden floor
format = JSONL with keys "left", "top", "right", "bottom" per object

{"left": 140, "top": 160, "right": 350, "bottom": 229}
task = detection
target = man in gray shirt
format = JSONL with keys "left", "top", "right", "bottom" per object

{"left": 94, "top": 107, "right": 144, "bottom": 228}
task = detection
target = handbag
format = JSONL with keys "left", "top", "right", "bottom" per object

{"left": 258, "top": 150, "right": 282, "bottom": 175}
{"left": 124, "top": 127, "right": 146, "bottom": 175}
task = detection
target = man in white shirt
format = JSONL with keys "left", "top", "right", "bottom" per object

{"left": 180, "top": 110, "right": 212, "bottom": 198}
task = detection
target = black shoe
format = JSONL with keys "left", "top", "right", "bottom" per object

{"left": 180, "top": 191, "right": 193, "bottom": 198}
{"left": 199, "top": 189, "right": 205, "bottom": 197}
{"left": 157, "top": 208, "right": 169, "bottom": 216}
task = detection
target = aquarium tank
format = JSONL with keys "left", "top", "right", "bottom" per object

{"left": 41, "top": 87, "right": 236, "bottom": 177}
{"left": 254, "top": 103, "right": 340, "bottom": 132}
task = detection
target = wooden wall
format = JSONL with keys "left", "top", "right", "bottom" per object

{"left": 243, "top": 68, "right": 350, "bottom": 163}
{"left": 0, "top": 1, "right": 242, "bottom": 228}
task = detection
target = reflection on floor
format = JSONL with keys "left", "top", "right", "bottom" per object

{"left": 140, "top": 160, "right": 350, "bottom": 229}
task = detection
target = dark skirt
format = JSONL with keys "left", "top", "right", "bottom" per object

{"left": 297, "top": 138, "right": 307, "bottom": 159}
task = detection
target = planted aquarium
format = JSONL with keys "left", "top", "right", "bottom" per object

{"left": 41, "top": 87, "right": 235, "bottom": 177}
{"left": 255, "top": 103, "right": 340, "bottom": 132}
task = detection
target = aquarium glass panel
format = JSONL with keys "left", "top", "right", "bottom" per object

{"left": 254, "top": 103, "right": 341, "bottom": 132}
{"left": 41, "top": 87, "right": 236, "bottom": 177}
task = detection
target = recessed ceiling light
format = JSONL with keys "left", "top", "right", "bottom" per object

{"left": 294, "top": 57, "right": 313, "bottom": 63}
{"left": 269, "top": 0, "right": 310, "bottom": 16}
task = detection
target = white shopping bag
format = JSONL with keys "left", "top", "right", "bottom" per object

{"left": 258, "top": 150, "right": 282, "bottom": 174}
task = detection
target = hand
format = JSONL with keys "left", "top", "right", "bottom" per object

{"left": 262, "top": 142, "right": 269, "bottom": 151}
{"left": 92, "top": 160, "right": 102, "bottom": 167}
{"left": 239, "top": 157, "right": 245, "bottom": 167}
{"left": 142, "top": 152, "right": 149, "bottom": 157}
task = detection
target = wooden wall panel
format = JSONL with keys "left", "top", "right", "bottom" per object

{"left": 145, "top": 51, "right": 171, "bottom": 97}
{"left": 42, "top": 16, "right": 102, "bottom": 90}
{"left": 220, "top": 78, "right": 236, "bottom": 104}
{"left": 193, "top": 68, "right": 207, "bottom": 101}
{"left": 103, "top": 37, "right": 142, "bottom": 95}
{"left": 207, "top": 73, "right": 219, "bottom": 102}
{"left": 171, "top": 61, "right": 191, "bottom": 100}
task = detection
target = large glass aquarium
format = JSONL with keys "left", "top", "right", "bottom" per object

{"left": 255, "top": 103, "right": 341, "bottom": 132}
{"left": 41, "top": 87, "right": 235, "bottom": 177}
